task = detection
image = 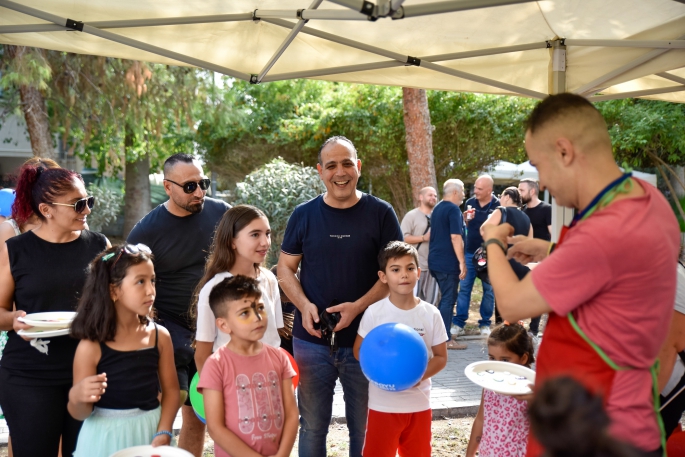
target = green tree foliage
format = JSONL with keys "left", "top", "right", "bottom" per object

{"left": 87, "top": 182, "right": 123, "bottom": 232}
{"left": 232, "top": 157, "right": 325, "bottom": 266}
{"left": 197, "top": 79, "right": 533, "bottom": 217}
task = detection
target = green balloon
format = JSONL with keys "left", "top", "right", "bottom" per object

{"left": 189, "top": 372, "right": 205, "bottom": 421}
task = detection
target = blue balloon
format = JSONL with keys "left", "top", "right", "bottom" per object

{"left": 0, "top": 189, "right": 15, "bottom": 218}
{"left": 359, "top": 322, "right": 429, "bottom": 392}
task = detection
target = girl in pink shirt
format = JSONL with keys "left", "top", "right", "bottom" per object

{"left": 466, "top": 322, "right": 535, "bottom": 457}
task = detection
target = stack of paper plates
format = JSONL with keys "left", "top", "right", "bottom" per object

{"left": 109, "top": 445, "right": 193, "bottom": 457}
{"left": 17, "top": 311, "right": 76, "bottom": 338}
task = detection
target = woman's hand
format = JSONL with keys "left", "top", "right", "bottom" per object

{"left": 13, "top": 311, "right": 32, "bottom": 340}
{"left": 70, "top": 373, "right": 108, "bottom": 404}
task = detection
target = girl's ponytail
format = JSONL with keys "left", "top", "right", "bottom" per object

{"left": 12, "top": 165, "right": 42, "bottom": 225}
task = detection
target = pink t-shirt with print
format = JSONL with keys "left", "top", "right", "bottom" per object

{"left": 531, "top": 178, "right": 680, "bottom": 451}
{"left": 198, "top": 344, "right": 296, "bottom": 457}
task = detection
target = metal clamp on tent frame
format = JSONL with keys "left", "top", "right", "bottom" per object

{"left": 406, "top": 56, "right": 421, "bottom": 66}
{"left": 250, "top": 74, "right": 259, "bottom": 84}
{"left": 65, "top": 18, "right": 83, "bottom": 31}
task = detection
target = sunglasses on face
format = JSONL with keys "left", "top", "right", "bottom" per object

{"left": 164, "top": 178, "right": 211, "bottom": 194}
{"left": 102, "top": 243, "right": 152, "bottom": 268}
{"left": 50, "top": 196, "right": 95, "bottom": 214}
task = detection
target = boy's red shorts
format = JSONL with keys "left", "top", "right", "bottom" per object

{"left": 362, "top": 408, "right": 432, "bottom": 457}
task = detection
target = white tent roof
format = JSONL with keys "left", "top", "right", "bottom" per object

{"left": 488, "top": 160, "right": 658, "bottom": 187}
{"left": 1, "top": 0, "right": 685, "bottom": 102}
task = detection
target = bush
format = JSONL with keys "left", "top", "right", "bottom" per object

{"left": 87, "top": 182, "right": 124, "bottom": 232}
{"left": 233, "top": 158, "right": 325, "bottom": 266}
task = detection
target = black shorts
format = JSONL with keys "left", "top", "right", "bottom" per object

{"left": 157, "top": 317, "right": 196, "bottom": 406}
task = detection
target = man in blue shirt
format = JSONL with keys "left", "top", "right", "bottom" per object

{"left": 428, "top": 179, "right": 468, "bottom": 350}
{"left": 454, "top": 174, "right": 499, "bottom": 337}
{"left": 278, "top": 136, "right": 403, "bottom": 457}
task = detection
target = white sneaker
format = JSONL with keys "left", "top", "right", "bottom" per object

{"left": 480, "top": 326, "right": 491, "bottom": 336}
{"left": 451, "top": 325, "right": 465, "bottom": 337}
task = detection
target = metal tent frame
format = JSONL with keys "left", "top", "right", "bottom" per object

{"left": 1, "top": 0, "right": 685, "bottom": 102}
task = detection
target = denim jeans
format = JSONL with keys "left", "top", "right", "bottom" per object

{"left": 431, "top": 270, "right": 460, "bottom": 340}
{"left": 455, "top": 251, "right": 495, "bottom": 328}
{"left": 293, "top": 337, "right": 368, "bottom": 457}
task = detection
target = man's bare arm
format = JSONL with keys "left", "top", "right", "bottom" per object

{"left": 277, "top": 252, "right": 321, "bottom": 338}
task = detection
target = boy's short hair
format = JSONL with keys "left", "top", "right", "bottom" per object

{"left": 209, "top": 275, "right": 262, "bottom": 319}
{"left": 378, "top": 241, "right": 419, "bottom": 272}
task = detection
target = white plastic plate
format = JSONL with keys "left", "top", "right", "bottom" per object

{"left": 18, "top": 311, "right": 76, "bottom": 329}
{"left": 464, "top": 360, "right": 535, "bottom": 396}
{"left": 109, "top": 445, "right": 193, "bottom": 457}
{"left": 17, "top": 327, "right": 70, "bottom": 338}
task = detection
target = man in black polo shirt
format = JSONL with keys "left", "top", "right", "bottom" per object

{"left": 519, "top": 178, "right": 552, "bottom": 337}
{"left": 128, "top": 153, "right": 230, "bottom": 456}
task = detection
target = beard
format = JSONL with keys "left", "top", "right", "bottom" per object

{"left": 521, "top": 194, "right": 532, "bottom": 204}
{"left": 173, "top": 195, "right": 205, "bottom": 214}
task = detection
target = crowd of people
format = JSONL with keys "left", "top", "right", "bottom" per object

{"left": 0, "top": 92, "right": 681, "bottom": 457}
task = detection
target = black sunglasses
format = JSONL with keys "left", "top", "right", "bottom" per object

{"left": 50, "top": 196, "right": 95, "bottom": 214}
{"left": 102, "top": 243, "right": 153, "bottom": 269}
{"left": 164, "top": 178, "right": 211, "bottom": 194}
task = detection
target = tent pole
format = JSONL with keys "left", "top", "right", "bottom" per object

{"left": 265, "top": 18, "right": 545, "bottom": 97}
{"left": 547, "top": 39, "right": 572, "bottom": 242}
{"left": 565, "top": 39, "right": 685, "bottom": 49}
{"left": 263, "top": 41, "right": 549, "bottom": 81}
{"left": 418, "top": 60, "right": 546, "bottom": 98}
{"left": 326, "top": 0, "right": 373, "bottom": 13}
{"left": 255, "top": 0, "right": 325, "bottom": 83}
{"left": 0, "top": 0, "right": 251, "bottom": 81}
{"left": 573, "top": 33, "right": 685, "bottom": 96}
{"left": 0, "top": 24, "right": 64, "bottom": 33}
{"left": 399, "top": 0, "right": 537, "bottom": 18}
{"left": 255, "top": 9, "right": 368, "bottom": 20}
{"left": 588, "top": 85, "right": 685, "bottom": 102}
{"left": 658, "top": 72, "right": 685, "bottom": 85}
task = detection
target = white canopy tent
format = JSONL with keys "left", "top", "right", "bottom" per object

{"left": 1, "top": 0, "right": 683, "bottom": 239}
{"left": 0, "top": 0, "right": 684, "bottom": 103}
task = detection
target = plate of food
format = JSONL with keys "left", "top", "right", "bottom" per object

{"left": 18, "top": 311, "right": 76, "bottom": 329}
{"left": 109, "top": 445, "right": 193, "bottom": 457}
{"left": 464, "top": 361, "right": 535, "bottom": 396}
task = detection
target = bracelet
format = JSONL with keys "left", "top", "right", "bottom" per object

{"left": 547, "top": 242, "right": 556, "bottom": 256}
{"left": 483, "top": 238, "right": 507, "bottom": 254}
{"left": 153, "top": 430, "right": 173, "bottom": 441}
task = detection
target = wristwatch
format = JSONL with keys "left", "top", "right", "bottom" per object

{"left": 483, "top": 238, "right": 507, "bottom": 254}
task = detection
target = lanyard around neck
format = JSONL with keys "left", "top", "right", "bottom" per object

{"left": 570, "top": 173, "right": 633, "bottom": 228}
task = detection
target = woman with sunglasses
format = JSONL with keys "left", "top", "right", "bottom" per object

{"left": 0, "top": 165, "right": 109, "bottom": 457}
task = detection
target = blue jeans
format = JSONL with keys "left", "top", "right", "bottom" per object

{"left": 455, "top": 251, "right": 495, "bottom": 328}
{"left": 293, "top": 337, "right": 368, "bottom": 457}
{"left": 431, "top": 270, "right": 460, "bottom": 340}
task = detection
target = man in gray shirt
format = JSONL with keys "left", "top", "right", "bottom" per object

{"left": 401, "top": 186, "right": 439, "bottom": 303}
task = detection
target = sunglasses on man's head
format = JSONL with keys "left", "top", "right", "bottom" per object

{"left": 164, "top": 178, "right": 211, "bottom": 194}
{"left": 50, "top": 196, "right": 95, "bottom": 214}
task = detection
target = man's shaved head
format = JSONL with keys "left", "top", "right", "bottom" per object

{"left": 419, "top": 186, "right": 435, "bottom": 196}
{"left": 525, "top": 93, "right": 612, "bottom": 155}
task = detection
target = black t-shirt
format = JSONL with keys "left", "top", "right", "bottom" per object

{"left": 501, "top": 207, "right": 532, "bottom": 280}
{"left": 127, "top": 197, "right": 230, "bottom": 329}
{"left": 523, "top": 201, "right": 552, "bottom": 241}
{"left": 464, "top": 195, "right": 499, "bottom": 253}
{"left": 3, "top": 230, "right": 107, "bottom": 386}
{"left": 280, "top": 194, "right": 403, "bottom": 347}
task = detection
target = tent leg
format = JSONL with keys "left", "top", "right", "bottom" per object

{"left": 547, "top": 39, "right": 573, "bottom": 241}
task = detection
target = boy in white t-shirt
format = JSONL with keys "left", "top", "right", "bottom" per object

{"left": 353, "top": 241, "right": 448, "bottom": 457}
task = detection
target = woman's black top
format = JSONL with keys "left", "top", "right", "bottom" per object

{"left": 3, "top": 230, "right": 107, "bottom": 386}
{"left": 501, "top": 207, "right": 532, "bottom": 280}
{"left": 96, "top": 324, "right": 160, "bottom": 410}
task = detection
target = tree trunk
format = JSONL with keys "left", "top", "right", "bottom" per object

{"left": 4, "top": 45, "right": 54, "bottom": 159}
{"left": 402, "top": 87, "right": 437, "bottom": 206}
{"left": 122, "top": 132, "right": 151, "bottom": 237}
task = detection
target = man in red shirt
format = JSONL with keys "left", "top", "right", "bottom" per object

{"left": 482, "top": 93, "right": 680, "bottom": 456}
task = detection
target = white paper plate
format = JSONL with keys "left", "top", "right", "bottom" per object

{"left": 17, "top": 327, "right": 70, "bottom": 338}
{"left": 464, "top": 361, "right": 535, "bottom": 396}
{"left": 109, "top": 445, "right": 193, "bottom": 457}
{"left": 18, "top": 311, "right": 76, "bottom": 329}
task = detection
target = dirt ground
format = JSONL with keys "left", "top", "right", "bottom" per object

{"left": 197, "top": 417, "right": 477, "bottom": 457}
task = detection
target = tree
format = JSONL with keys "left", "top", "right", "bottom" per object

{"left": 1, "top": 45, "right": 54, "bottom": 158}
{"left": 233, "top": 158, "right": 325, "bottom": 266}
{"left": 403, "top": 87, "right": 437, "bottom": 205}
